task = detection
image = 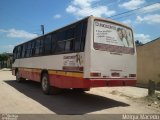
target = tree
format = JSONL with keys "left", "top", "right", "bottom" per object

{"left": 0, "top": 53, "right": 10, "bottom": 68}
{"left": 135, "top": 40, "right": 143, "bottom": 46}
{"left": 0, "top": 53, "right": 9, "bottom": 61}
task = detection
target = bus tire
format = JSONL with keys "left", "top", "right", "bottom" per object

{"left": 16, "top": 70, "right": 25, "bottom": 82}
{"left": 41, "top": 73, "right": 61, "bottom": 95}
{"left": 41, "top": 73, "right": 51, "bottom": 95}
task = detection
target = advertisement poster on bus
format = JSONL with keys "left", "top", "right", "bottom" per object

{"left": 63, "top": 53, "right": 83, "bottom": 71}
{"left": 94, "top": 20, "right": 134, "bottom": 48}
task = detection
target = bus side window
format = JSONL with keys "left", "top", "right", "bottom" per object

{"left": 65, "top": 28, "right": 74, "bottom": 52}
{"left": 65, "top": 40, "right": 73, "bottom": 52}
{"left": 17, "top": 46, "right": 21, "bottom": 58}
{"left": 39, "top": 37, "right": 44, "bottom": 55}
{"left": 75, "top": 22, "right": 83, "bottom": 52}
{"left": 31, "top": 41, "right": 36, "bottom": 56}
{"left": 66, "top": 27, "right": 74, "bottom": 39}
{"left": 35, "top": 39, "right": 40, "bottom": 56}
{"left": 52, "top": 33, "right": 57, "bottom": 54}
{"left": 19, "top": 45, "right": 23, "bottom": 58}
{"left": 56, "top": 41, "right": 65, "bottom": 53}
{"left": 17, "top": 46, "right": 20, "bottom": 58}
{"left": 25, "top": 43, "right": 28, "bottom": 57}
{"left": 21, "top": 44, "right": 26, "bottom": 58}
{"left": 58, "top": 30, "right": 66, "bottom": 41}
{"left": 29, "top": 43, "right": 32, "bottom": 57}
{"left": 81, "top": 20, "right": 87, "bottom": 51}
{"left": 44, "top": 34, "right": 52, "bottom": 55}
{"left": 24, "top": 44, "right": 27, "bottom": 58}
{"left": 13, "top": 47, "right": 17, "bottom": 59}
{"left": 55, "top": 31, "right": 65, "bottom": 53}
{"left": 26, "top": 42, "right": 31, "bottom": 57}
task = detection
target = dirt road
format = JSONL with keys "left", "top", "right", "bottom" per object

{"left": 0, "top": 69, "right": 159, "bottom": 115}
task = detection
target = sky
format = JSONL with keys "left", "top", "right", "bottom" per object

{"left": 0, "top": 0, "right": 160, "bottom": 53}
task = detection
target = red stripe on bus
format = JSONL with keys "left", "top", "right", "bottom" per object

{"left": 19, "top": 70, "right": 40, "bottom": 82}
{"left": 15, "top": 69, "right": 136, "bottom": 88}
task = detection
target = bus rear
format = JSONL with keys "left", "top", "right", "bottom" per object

{"left": 84, "top": 16, "right": 136, "bottom": 87}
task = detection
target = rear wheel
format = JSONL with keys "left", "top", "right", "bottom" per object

{"left": 41, "top": 73, "right": 61, "bottom": 95}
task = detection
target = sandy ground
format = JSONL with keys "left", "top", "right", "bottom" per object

{"left": 0, "top": 69, "right": 159, "bottom": 116}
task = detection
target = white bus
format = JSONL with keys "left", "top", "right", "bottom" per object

{"left": 12, "top": 16, "right": 136, "bottom": 94}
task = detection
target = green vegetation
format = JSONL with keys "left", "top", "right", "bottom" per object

{"left": 0, "top": 53, "right": 12, "bottom": 68}
{"left": 0, "top": 53, "right": 9, "bottom": 61}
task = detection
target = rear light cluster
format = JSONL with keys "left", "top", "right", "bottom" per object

{"left": 90, "top": 72, "right": 101, "bottom": 77}
{"left": 129, "top": 74, "right": 136, "bottom": 77}
{"left": 111, "top": 72, "right": 120, "bottom": 77}
{"left": 90, "top": 72, "right": 136, "bottom": 78}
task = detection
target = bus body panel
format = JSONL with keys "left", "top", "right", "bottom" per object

{"left": 83, "top": 16, "right": 93, "bottom": 78}
{"left": 12, "top": 49, "right": 85, "bottom": 71}
{"left": 90, "top": 50, "right": 136, "bottom": 79}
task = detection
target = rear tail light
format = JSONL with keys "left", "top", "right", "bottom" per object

{"left": 111, "top": 72, "right": 120, "bottom": 77}
{"left": 129, "top": 74, "right": 136, "bottom": 77}
{"left": 90, "top": 72, "right": 101, "bottom": 77}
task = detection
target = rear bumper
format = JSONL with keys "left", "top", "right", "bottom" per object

{"left": 89, "top": 79, "right": 136, "bottom": 87}
{"left": 49, "top": 74, "right": 136, "bottom": 88}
